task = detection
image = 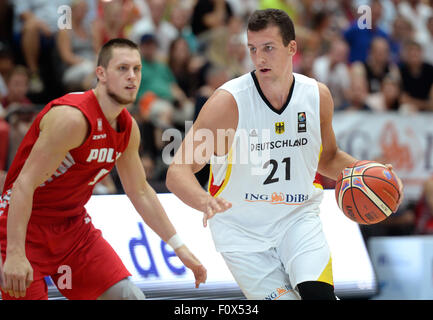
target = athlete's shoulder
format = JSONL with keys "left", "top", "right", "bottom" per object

{"left": 293, "top": 72, "right": 318, "bottom": 87}
{"left": 39, "top": 105, "right": 89, "bottom": 150}
{"left": 41, "top": 105, "right": 88, "bottom": 131}
{"left": 218, "top": 72, "right": 255, "bottom": 94}
{"left": 293, "top": 73, "right": 323, "bottom": 109}
{"left": 52, "top": 90, "right": 96, "bottom": 106}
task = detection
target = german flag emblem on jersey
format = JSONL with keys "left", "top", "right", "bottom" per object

{"left": 275, "top": 122, "right": 285, "bottom": 134}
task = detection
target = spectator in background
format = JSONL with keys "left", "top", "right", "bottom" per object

{"left": 223, "top": 32, "right": 250, "bottom": 78}
{"left": 338, "top": 74, "right": 372, "bottom": 111}
{"left": 294, "top": 48, "right": 316, "bottom": 79}
{"left": 141, "top": 0, "right": 177, "bottom": 60}
{"left": 343, "top": 0, "right": 389, "bottom": 63}
{"left": 300, "top": 0, "right": 356, "bottom": 34}
{"left": 193, "top": 66, "right": 230, "bottom": 121}
{"left": 226, "top": 0, "right": 257, "bottom": 20}
{"left": 168, "top": 37, "right": 207, "bottom": 99}
{"left": 92, "top": 0, "right": 127, "bottom": 53}
{"left": 398, "top": 0, "right": 433, "bottom": 44}
{"left": 1, "top": 65, "right": 32, "bottom": 109}
{"left": 137, "top": 33, "right": 179, "bottom": 103}
{"left": 389, "top": 15, "right": 415, "bottom": 63}
{"left": 57, "top": 0, "right": 96, "bottom": 91}
{"left": 366, "top": 75, "right": 402, "bottom": 112}
{"left": 375, "top": 0, "right": 401, "bottom": 34}
{"left": 418, "top": 16, "right": 433, "bottom": 66}
{"left": 304, "top": 10, "right": 335, "bottom": 57}
{"left": 169, "top": 1, "right": 198, "bottom": 54}
{"left": 191, "top": 0, "right": 233, "bottom": 40}
{"left": 295, "top": 1, "right": 351, "bottom": 58}
{"left": 4, "top": 105, "right": 39, "bottom": 168}
{"left": 205, "top": 15, "right": 250, "bottom": 79}
{"left": 12, "top": 0, "right": 70, "bottom": 94}
{"left": 339, "top": 0, "right": 357, "bottom": 25}
{"left": 133, "top": 92, "right": 169, "bottom": 193}
{"left": 136, "top": 93, "right": 159, "bottom": 180}
{"left": 129, "top": 0, "right": 177, "bottom": 61}
{"left": 399, "top": 40, "right": 433, "bottom": 112}
{"left": 350, "top": 37, "right": 400, "bottom": 93}
{"left": 313, "top": 38, "right": 351, "bottom": 109}
{"left": 137, "top": 33, "right": 193, "bottom": 130}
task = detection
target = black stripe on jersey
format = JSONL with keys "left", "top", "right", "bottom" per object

{"left": 250, "top": 71, "right": 295, "bottom": 115}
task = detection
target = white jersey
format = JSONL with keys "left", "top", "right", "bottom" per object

{"left": 208, "top": 72, "right": 324, "bottom": 252}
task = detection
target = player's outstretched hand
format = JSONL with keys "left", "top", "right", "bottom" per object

{"left": 385, "top": 163, "right": 404, "bottom": 208}
{"left": 175, "top": 245, "right": 207, "bottom": 288}
{"left": 2, "top": 253, "right": 33, "bottom": 298}
{"left": 202, "top": 195, "right": 232, "bottom": 227}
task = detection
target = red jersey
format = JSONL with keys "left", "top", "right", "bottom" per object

{"left": 0, "top": 90, "right": 132, "bottom": 219}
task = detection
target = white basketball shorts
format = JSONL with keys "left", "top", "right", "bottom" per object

{"left": 220, "top": 212, "right": 333, "bottom": 300}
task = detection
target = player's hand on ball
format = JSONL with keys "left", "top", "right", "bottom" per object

{"left": 175, "top": 245, "right": 207, "bottom": 288}
{"left": 202, "top": 196, "right": 232, "bottom": 227}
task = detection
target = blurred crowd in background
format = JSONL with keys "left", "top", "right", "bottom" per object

{"left": 0, "top": 0, "right": 433, "bottom": 241}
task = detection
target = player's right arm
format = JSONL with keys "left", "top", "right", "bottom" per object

{"left": 2, "top": 106, "right": 88, "bottom": 298}
{"left": 166, "top": 89, "right": 235, "bottom": 227}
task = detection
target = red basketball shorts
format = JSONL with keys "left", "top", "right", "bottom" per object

{"left": 0, "top": 212, "right": 131, "bottom": 300}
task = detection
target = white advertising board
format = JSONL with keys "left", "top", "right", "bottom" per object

{"left": 62, "top": 190, "right": 376, "bottom": 299}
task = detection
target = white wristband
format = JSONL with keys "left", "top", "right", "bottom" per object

{"left": 167, "top": 234, "right": 184, "bottom": 250}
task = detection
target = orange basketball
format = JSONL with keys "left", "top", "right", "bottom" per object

{"left": 335, "top": 160, "right": 401, "bottom": 225}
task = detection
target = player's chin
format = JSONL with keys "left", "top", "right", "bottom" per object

{"left": 122, "top": 91, "right": 138, "bottom": 104}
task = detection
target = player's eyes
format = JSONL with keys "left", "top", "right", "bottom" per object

{"left": 265, "top": 46, "right": 273, "bottom": 51}
{"left": 249, "top": 47, "right": 256, "bottom": 53}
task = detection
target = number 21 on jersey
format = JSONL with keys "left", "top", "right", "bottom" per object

{"left": 263, "top": 157, "right": 290, "bottom": 185}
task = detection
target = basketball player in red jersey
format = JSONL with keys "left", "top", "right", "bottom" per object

{"left": 0, "top": 38, "right": 206, "bottom": 300}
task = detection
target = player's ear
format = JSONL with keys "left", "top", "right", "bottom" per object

{"left": 95, "top": 65, "right": 106, "bottom": 83}
{"left": 288, "top": 40, "right": 297, "bottom": 56}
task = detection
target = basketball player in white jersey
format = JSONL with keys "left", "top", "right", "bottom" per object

{"left": 166, "top": 9, "right": 403, "bottom": 300}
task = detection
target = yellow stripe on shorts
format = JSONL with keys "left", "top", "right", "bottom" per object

{"left": 317, "top": 257, "right": 333, "bottom": 286}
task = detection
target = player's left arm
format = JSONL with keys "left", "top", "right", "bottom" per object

{"left": 115, "top": 119, "right": 207, "bottom": 287}
{"left": 316, "top": 82, "right": 357, "bottom": 181}
{"left": 116, "top": 119, "right": 177, "bottom": 241}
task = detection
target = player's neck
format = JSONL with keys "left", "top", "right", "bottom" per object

{"left": 256, "top": 72, "right": 294, "bottom": 110}
{"left": 92, "top": 87, "right": 124, "bottom": 129}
